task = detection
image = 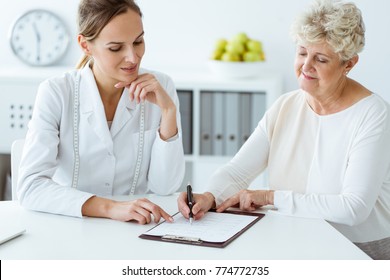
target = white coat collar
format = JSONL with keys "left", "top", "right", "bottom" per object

{"left": 77, "top": 62, "right": 137, "bottom": 151}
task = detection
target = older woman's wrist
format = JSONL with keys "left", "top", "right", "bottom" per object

{"left": 267, "top": 190, "right": 275, "bottom": 205}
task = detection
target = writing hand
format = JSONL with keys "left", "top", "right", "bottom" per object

{"left": 177, "top": 192, "right": 216, "bottom": 221}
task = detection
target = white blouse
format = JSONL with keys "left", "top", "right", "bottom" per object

{"left": 18, "top": 65, "right": 185, "bottom": 217}
{"left": 207, "top": 90, "right": 390, "bottom": 243}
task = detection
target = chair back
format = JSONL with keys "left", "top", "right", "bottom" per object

{"left": 11, "top": 139, "right": 25, "bottom": 200}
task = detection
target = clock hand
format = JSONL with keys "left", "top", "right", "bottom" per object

{"left": 32, "top": 22, "right": 41, "bottom": 63}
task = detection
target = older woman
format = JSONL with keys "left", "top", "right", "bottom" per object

{"left": 178, "top": 0, "right": 390, "bottom": 259}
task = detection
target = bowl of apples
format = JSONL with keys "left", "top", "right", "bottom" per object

{"left": 208, "top": 32, "right": 266, "bottom": 79}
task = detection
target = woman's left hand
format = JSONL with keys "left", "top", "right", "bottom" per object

{"left": 115, "top": 73, "right": 175, "bottom": 111}
{"left": 216, "top": 189, "right": 274, "bottom": 213}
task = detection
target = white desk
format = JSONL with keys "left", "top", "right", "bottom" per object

{"left": 0, "top": 194, "right": 370, "bottom": 260}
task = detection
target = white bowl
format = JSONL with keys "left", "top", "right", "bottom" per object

{"left": 208, "top": 60, "right": 266, "bottom": 79}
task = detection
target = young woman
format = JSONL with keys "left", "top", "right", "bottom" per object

{"left": 18, "top": 0, "right": 185, "bottom": 224}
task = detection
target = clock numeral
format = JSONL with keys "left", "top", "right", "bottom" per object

{"left": 35, "top": 13, "right": 42, "bottom": 20}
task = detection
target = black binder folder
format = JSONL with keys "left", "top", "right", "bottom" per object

{"left": 139, "top": 210, "right": 265, "bottom": 248}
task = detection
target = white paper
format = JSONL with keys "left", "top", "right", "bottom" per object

{"left": 144, "top": 212, "right": 258, "bottom": 243}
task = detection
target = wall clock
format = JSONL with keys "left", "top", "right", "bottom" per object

{"left": 9, "top": 9, "right": 70, "bottom": 66}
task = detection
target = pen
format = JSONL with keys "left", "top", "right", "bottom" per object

{"left": 187, "top": 183, "right": 194, "bottom": 225}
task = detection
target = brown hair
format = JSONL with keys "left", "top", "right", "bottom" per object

{"left": 76, "top": 0, "right": 142, "bottom": 69}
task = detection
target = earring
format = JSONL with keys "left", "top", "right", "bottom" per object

{"left": 345, "top": 71, "right": 349, "bottom": 75}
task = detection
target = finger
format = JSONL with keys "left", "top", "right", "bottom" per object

{"left": 129, "top": 75, "right": 153, "bottom": 95}
{"left": 127, "top": 83, "right": 136, "bottom": 102}
{"left": 157, "top": 207, "right": 174, "bottom": 223}
{"left": 128, "top": 211, "right": 148, "bottom": 224}
{"left": 115, "top": 73, "right": 152, "bottom": 89}
{"left": 133, "top": 199, "right": 154, "bottom": 224}
{"left": 140, "top": 199, "right": 173, "bottom": 223}
{"left": 147, "top": 204, "right": 162, "bottom": 223}
{"left": 139, "top": 83, "right": 156, "bottom": 102}
{"left": 114, "top": 81, "right": 129, "bottom": 88}
{"left": 240, "top": 193, "right": 251, "bottom": 210}
{"left": 128, "top": 78, "right": 147, "bottom": 102}
{"left": 216, "top": 195, "right": 240, "bottom": 213}
{"left": 147, "top": 203, "right": 165, "bottom": 223}
{"left": 239, "top": 192, "right": 258, "bottom": 211}
{"left": 191, "top": 201, "right": 203, "bottom": 216}
{"left": 135, "top": 207, "right": 152, "bottom": 224}
{"left": 177, "top": 192, "right": 190, "bottom": 218}
{"left": 132, "top": 82, "right": 143, "bottom": 103}
{"left": 194, "top": 211, "right": 206, "bottom": 221}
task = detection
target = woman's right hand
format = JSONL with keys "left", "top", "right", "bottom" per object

{"left": 82, "top": 196, "right": 173, "bottom": 224}
{"left": 177, "top": 192, "right": 216, "bottom": 221}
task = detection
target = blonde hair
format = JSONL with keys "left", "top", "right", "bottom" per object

{"left": 76, "top": 0, "right": 142, "bottom": 69}
{"left": 290, "top": 0, "right": 365, "bottom": 61}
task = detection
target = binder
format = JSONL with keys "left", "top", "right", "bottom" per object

{"left": 251, "top": 92, "right": 266, "bottom": 131}
{"left": 239, "top": 92, "right": 252, "bottom": 148}
{"left": 212, "top": 92, "right": 224, "bottom": 155}
{"left": 139, "top": 210, "right": 264, "bottom": 248}
{"left": 200, "top": 91, "right": 213, "bottom": 155}
{"left": 224, "top": 92, "right": 240, "bottom": 156}
{"left": 177, "top": 90, "right": 193, "bottom": 154}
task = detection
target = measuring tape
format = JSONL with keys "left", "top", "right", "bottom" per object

{"left": 71, "top": 71, "right": 80, "bottom": 189}
{"left": 72, "top": 70, "right": 145, "bottom": 195}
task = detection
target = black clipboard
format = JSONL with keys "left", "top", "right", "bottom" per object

{"left": 139, "top": 210, "right": 264, "bottom": 248}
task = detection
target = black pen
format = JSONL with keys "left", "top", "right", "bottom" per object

{"left": 187, "top": 183, "right": 194, "bottom": 225}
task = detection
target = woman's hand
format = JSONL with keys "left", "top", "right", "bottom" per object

{"left": 216, "top": 190, "right": 274, "bottom": 213}
{"left": 177, "top": 192, "right": 216, "bottom": 221}
{"left": 115, "top": 73, "right": 174, "bottom": 110}
{"left": 82, "top": 196, "right": 173, "bottom": 224}
{"left": 115, "top": 73, "right": 178, "bottom": 140}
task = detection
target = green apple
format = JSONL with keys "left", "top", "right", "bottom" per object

{"left": 243, "top": 51, "right": 261, "bottom": 62}
{"left": 225, "top": 40, "right": 245, "bottom": 55}
{"left": 214, "top": 39, "right": 228, "bottom": 52}
{"left": 246, "top": 40, "right": 263, "bottom": 53}
{"left": 221, "top": 52, "right": 240, "bottom": 62}
{"left": 259, "top": 52, "right": 266, "bottom": 61}
{"left": 211, "top": 49, "right": 224, "bottom": 60}
{"left": 232, "top": 32, "right": 249, "bottom": 44}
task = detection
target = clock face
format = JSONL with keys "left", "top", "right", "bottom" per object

{"left": 9, "top": 9, "right": 69, "bottom": 66}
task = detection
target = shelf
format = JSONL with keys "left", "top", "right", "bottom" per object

{"left": 173, "top": 73, "right": 282, "bottom": 191}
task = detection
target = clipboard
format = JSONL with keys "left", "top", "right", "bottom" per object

{"left": 139, "top": 210, "right": 264, "bottom": 248}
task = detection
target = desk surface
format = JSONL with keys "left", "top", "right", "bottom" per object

{"left": 0, "top": 194, "right": 370, "bottom": 260}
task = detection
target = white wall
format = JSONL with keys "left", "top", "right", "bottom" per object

{"left": 1, "top": 0, "right": 389, "bottom": 101}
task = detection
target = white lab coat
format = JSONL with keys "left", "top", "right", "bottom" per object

{"left": 17, "top": 64, "right": 185, "bottom": 217}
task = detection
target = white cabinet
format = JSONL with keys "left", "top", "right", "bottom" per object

{"left": 0, "top": 68, "right": 282, "bottom": 197}
{"left": 173, "top": 72, "right": 283, "bottom": 192}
